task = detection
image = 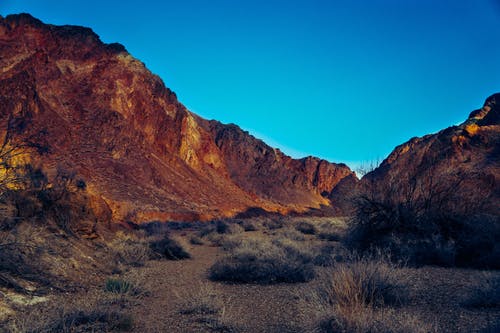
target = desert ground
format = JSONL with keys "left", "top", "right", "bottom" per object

{"left": 1, "top": 217, "right": 499, "bottom": 333}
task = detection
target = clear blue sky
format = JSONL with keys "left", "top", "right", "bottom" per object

{"left": 2, "top": 0, "right": 500, "bottom": 169}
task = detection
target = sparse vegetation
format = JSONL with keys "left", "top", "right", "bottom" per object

{"left": 209, "top": 238, "right": 315, "bottom": 284}
{"left": 346, "top": 168, "right": 500, "bottom": 268}
{"left": 305, "top": 254, "right": 431, "bottom": 333}
{"left": 295, "top": 221, "right": 316, "bottom": 235}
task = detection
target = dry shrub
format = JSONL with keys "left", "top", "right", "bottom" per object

{"left": 6, "top": 290, "right": 134, "bottom": 333}
{"left": 262, "top": 218, "right": 284, "bottom": 230}
{"left": 312, "top": 244, "right": 348, "bottom": 267}
{"left": 0, "top": 224, "right": 51, "bottom": 291}
{"left": 320, "top": 307, "right": 435, "bottom": 333}
{"left": 178, "top": 284, "right": 242, "bottom": 333}
{"left": 347, "top": 169, "right": 499, "bottom": 268}
{"left": 295, "top": 221, "right": 316, "bottom": 235}
{"left": 189, "top": 235, "right": 204, "bottom": 245}
{"left": 239, "top": 220, "right": 258, "bottom": 232}
{"left": 303, "top": 254, "right": 428, "bottom": 333}
{"left": 277, "top": 228, "right": 306, "bottom": 241}
{"left": 317, "top": 220, "right": 345, "bottom": 242}
{"left": 149, "top": 235, "right": 191, "bottom": 260}
{"left": 178, "top": 283, "right": 222, "bottom": 315}
{"left": 208, "top": 239, "right": 314, "bottom": 284}
{"left": 111, "top": 237, "right": 151, "bottom": 267}
{"left": 321, "top": 256, "right": 408, "bottom": 309}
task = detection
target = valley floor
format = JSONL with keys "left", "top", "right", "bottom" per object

{"left": 1, "top": 218, "right": 499, "bottom": 333}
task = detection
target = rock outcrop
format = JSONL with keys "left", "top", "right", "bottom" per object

{"left": 356, "top": 93, "right": 500, "bottom": 217}
{"left": 0, "top": 14, "right": 355, "bottom": 222}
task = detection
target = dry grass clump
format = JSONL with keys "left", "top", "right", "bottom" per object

{"left": 111, "top": 237, "right": 152, "bottom": 267}
{"left": 6, "top": 290, "right": 135, "bottom": 333}
{"left": 44, "top": 308, "right": 134, "bottom": 332}
{"left": 277, "top": 228, "right": 306, "bottom": 241}
{"left": 197, "top": 220, "right": 245, "bottom": 246}
{"left": 189, "top": 235, "right": 204, "bottom": 245}
{"left": 178, "top": 283, "right": 222, "bottom": 315}
{"left": 319, "top": 307, "right": 435, "bottom": 333}
{"left": 239, "top": 219, "right": 259, "bottom": 232}
{"left": 320, "top": 255, "right": 408, "bottom": 309}
{"left": 295, "top": 221, "right": 317, "bottom": 235}
{"left": 149, "top": 235, "right": 191, "bottom": 260}
{"left": 303, "top": 254, "right": 430, "bottom": 333}
{"left": 317, "top": 220, "right": 345, "bottom": 242}
{"left": 178, "top": 284, "right": 242, "bottom": 332}
{"left": 262, "top": 218, "right": 284, "bottom": 230}
{"left": 208, "top": 238, "right": 315, "bottom": 284}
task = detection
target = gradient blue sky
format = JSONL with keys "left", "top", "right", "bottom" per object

{"left": 2, "top": 0, "right": 500, "bottom": 169}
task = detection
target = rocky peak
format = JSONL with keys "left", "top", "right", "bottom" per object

{"left": 0, "top": 14, "right": 356, "bottom": 222}
{"left": 468, "top": 93, "right": 500, "bottom": 125}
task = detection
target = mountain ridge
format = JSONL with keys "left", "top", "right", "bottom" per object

{"left": 0, "top": 13, "right": 355, "bottom": 223}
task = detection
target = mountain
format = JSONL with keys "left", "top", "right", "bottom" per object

{"left": 356, "top": 92, "right": 499, "bottom": 217}
{"left": 0, "top": 13, "right": 355, "bottom": 223}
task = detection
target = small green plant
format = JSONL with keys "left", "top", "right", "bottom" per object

{"left": 105, "top": 278, "right": 133, "bottom": 294}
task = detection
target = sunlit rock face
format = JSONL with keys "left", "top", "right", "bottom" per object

{"left": 358, "top": 93, "right": 500, "bottom": 217}
{"left": 0, "top": 14, "right": 355, "bottom": 223}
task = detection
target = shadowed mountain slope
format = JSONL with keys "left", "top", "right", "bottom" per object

{"left": 357, "top": 93, "right": 499, "bottom": 217}
{"left": 0, "top": 13, "right": 354, "bottom": 223}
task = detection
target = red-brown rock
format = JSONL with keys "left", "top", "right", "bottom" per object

{"left": 0, "top": 14, "right": 355, "bottom": 222}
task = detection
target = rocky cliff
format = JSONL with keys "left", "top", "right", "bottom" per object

{"left": 356, "top": 93, "right": 499, "bottom": 217}
{"left": 0, "top": 13, "right": 355, "bottom": 223}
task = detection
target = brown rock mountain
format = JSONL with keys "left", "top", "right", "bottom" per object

{"left": 352, "top": 93, "right": 500, "bottom": 217}
{"left": 0, "top": 14, "right": 355, "bottom": 222}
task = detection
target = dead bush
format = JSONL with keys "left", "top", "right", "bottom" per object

{"left": 6, "top": 290, "right": 135, "bottom": 333}
{"left": 346, "top": 169, "right": 499, "bottom": 268}
{"left": 240, "top": 220, "right": 258, "bottom": 232}
{"left": 112, "top": 238, "right": 151, "bottom": 267}
{"left": 178, "top": 283, "right": 222, "bottom": 315}
{"left": 149, "top": 236, "right": 191, "bottom": 260}
{"left": 295, "top": 221, "right": 316, "bottom": 235}
{"left": 189, "top": 235, "right": 204, "bottom": 245}
{"left": 303, "top": 255, "right": 428, "bottom": 333}
{"left": 316, "top": 254, "right": 408, "bottom": 312}
{"left": 317, "top": 220, "right": 345, "bottom": 241}
{"left": 263, "top": 218, "right": 284, "bottom": 230}
{"left": 277, "top": 228, "right": 306, "bottom": 241}
{"left": 46, "top": 309, "right": 133, "bottom": 332}
{"left": 319, "top": 307, "right": 435, "bottom": 333}
{"left": 208, "top": 239, "right": 314, "bottom": 284}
